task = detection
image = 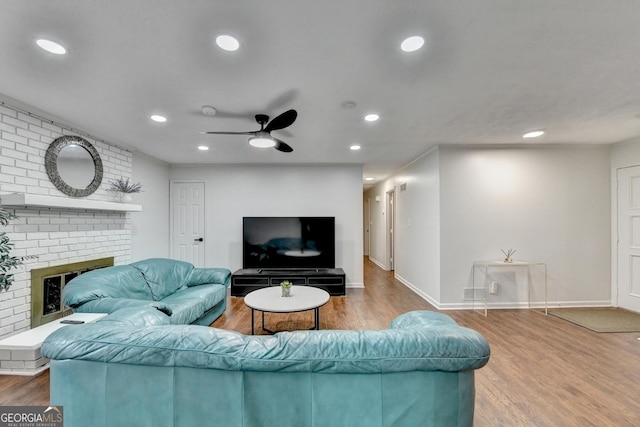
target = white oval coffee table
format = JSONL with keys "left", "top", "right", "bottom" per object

{"left": 244, "top": 285, "right": 330, "bottom": 334}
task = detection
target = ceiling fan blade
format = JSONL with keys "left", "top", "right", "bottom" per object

{"left": 201, "top": 131, "right": 256, "bottom": 135}
{"left": 273, "top": 137, "right": 293, "bottom": 153}
{"left": 264, "top": 109, "right": 297, "bottom": 133}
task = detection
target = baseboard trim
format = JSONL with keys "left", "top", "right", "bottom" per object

{"left": 394, "top": 273, "right": 441, "bottom": 309}
{"left": 368, "top": 256, "right": 386, "bottom": 270}
{"left": 437, "top": 300, "right": 614, "bottom": 311}
{"left": 391, "top": 272, "right": 613, "bottom": 311}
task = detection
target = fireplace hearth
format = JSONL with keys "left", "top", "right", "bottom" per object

{"left": 30, "top": 257, "right": 114, "bottom": 327}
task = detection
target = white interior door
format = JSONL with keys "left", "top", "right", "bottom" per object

{"left": 364, "top": 198, "right": 370, "bottom": 256}
{"left": 387, "top": 190, "right": 395, "bottom": 271}
{"left": 617, "top": 166, "right": 640, "bottom": 313}
{"left": 170, "top": 181, "right": 205, "bottom": 267}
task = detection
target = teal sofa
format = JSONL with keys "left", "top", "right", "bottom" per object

{"left": 62, "top": 258, "right": 231, "bottom": 326}
{"left": 42, "top": 309, "right": 490, "bottom": 427}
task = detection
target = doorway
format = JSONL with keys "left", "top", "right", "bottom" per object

{"left": 364, "top": 198, "right": 370, "bottom": 257}
{"left": 387, "top": 189, "right": 395, "bottom": 271}
{"left": 170, "top": 181, "right": 205, "bottom": 267}
{"left": 617, "top": 166, "right": 640, "bottom": 313}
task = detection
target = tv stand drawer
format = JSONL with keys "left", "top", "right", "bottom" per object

{"left": 269, "top": 277, "right": 306, "bottom": 286}
{"left": 231, "top": 268, "right": 346, "bottom": 297}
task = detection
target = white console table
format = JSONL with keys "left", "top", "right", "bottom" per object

{"left": 0, "top": 313, "right": 106, "bottom": 376}
{"left": 472, "top": 260, "right": 547, "bottom": 316}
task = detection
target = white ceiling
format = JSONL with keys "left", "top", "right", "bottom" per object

{"left": 2, "top": 1, "right": 640, "bottom": 186}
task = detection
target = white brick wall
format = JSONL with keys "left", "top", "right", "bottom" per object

{"left": 0, "top": 102, "right": 133, "bottom": 339}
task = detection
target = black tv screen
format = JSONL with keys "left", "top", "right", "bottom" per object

{"left": 243, "top": 217, "right": 335, "bottom": 270}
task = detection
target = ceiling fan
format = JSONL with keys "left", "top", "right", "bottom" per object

{"left": 202, "top": 109, "right": 297, "bottom": 153}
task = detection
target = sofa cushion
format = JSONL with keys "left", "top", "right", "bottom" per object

{"left": 160, "top": 284, "right": 227, "bottom": 325}
{"left": 63, "top": 266, "right": 153, "bottom": 308}
{"left": 130, "top": 258, "right": 194, "bottom": 300}
{"left": 96, "top": 307, "right": 171, "bottom": 327}
{"left": 72, "top": 298, "right": 173, "bottom": 316}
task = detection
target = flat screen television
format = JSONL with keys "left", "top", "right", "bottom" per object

{"left": 243, "top": 216, "right": 335, "bottom": 270}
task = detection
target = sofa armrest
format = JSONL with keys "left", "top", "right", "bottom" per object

{"left": 389, "top": 310, "right": 458, "bottom": 329}
{"left": 186, "top": 268, "right": 231, "bottom": 288}
{"left": 42, "top": 319, "right": 490, "bottom": 373}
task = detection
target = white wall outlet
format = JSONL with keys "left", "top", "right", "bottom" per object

{"left": 490, "top": 281, "right": 499, "bottom": 294}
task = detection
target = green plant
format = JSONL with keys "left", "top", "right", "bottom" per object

{"left": 0, "top": 207, "right": 37, "bottom": 291}
{"left": 108, "top": 177, "right": 143, "bottom": 193}
{"left": 280, "top": 280, "right": 293, "bottom": 288}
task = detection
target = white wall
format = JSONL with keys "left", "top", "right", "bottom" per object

{"left": 131, "top": 152, "right": 170, "bottom": 261}
{"left": 439, "top": 145, "right": 611, "bottom": 308}
{"left": 169, "top": 164, "right": 364, "bottom": 286}
{"left": 366, "top": 144, "right": 612, "bottom": 309}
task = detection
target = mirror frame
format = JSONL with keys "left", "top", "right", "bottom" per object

{"left": 45, "top": 135, "right": 103, "bottom": 197}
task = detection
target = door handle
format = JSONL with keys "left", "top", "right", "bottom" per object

{"left": 194, "top": 238, "right": 204, "bottom": 242}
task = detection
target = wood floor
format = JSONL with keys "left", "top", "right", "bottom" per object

{"left": 2, "top": 258, "right": 639, "bottom": 426}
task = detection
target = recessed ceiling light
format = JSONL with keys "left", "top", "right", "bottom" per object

{"left": 216, "top": 35, "right": 240, "bottom": 52}
{"left": 350, "top": 145, "right": 361, "bottom": 151}
{"left": 197, "top": 145, "right": 210, "bottom": 151}
{"left": 523, "top": 130, "right": 544, "bottom": 139}
{"left": 364, "top": 114, "right": 379, "bottom": 122}
{"left": 36, "top": 39, "right": 66, "bottom": 55}
{"left": 365, "top": 177, "right": 375, "bottom": 181}
{"left": 150, "top": 115, "right": 167, "bottom": 123}
{"left": 400, "top": 36, "right": 425, "bottom": 52}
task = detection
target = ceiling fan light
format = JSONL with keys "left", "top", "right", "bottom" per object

{"left": 249, "top": 135, "right": 276, "bottom": 148}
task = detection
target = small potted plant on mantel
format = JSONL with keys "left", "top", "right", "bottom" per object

{"left": 280, "top": 280, "right": 293, "bottom": 297}
{"left": 0, "top": 206, "right": 37, "bottom": 291}
{"left": 108, "top": 177, "right": 143, "bottom": 203}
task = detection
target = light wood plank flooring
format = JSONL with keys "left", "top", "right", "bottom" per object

{"left": 1, "top": 258, "right": 639, "bottom": 426}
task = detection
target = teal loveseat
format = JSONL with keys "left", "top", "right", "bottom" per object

{"left": 62, "top": 258, "right": 231, "bottom": 326}
{"left": 42, "top": 309, "right": 490, "bottom": 427}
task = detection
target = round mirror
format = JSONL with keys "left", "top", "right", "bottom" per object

{"left": 57, "top": 145, "right": 95, "bottom": 188}
{"left": 45, "top": 136, "right": 103, "bottom": 197}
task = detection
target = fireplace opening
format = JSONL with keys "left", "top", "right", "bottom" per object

{"left": 43, "top": 276, "right": 62, "bottom": 316}
{"left": 30, "top": 257, "right": 114, "bottom": 327}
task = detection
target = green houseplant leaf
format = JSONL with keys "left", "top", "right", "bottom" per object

{"left": 0, "top": 206, "right": 37, "bottom": 291}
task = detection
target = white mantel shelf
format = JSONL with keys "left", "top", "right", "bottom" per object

{"left": 0, "top": 193, "right": 142, "bottom": 212}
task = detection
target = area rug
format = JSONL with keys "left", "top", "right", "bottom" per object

{"left": 549, "top": 307, "right": 640, "bottom": 333}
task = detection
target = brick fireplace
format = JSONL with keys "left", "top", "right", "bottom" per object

{"left": 0, "top": 101, "right": 135, "bottom": 340}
